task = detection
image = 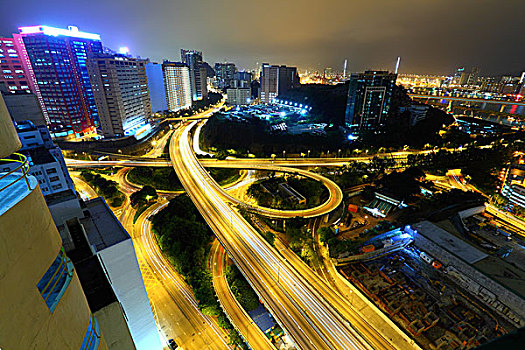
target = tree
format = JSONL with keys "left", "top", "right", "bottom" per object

{"left": 130, "top": 185, "right": 158, "bottom": 208}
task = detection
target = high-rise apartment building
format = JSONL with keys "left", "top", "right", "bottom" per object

{"left": 345, "top": 70, "right": 397, "bottom": 131}
{"left": 87, "top": 53, "right": 152, "bottom": 138}
{"left": 180, "top": 49, "right": 207, "bottom": 101}
{"left": 0, "top": 94, "right": 109, "bottom": 350}
{"left": 162, "top": 61, "right": 192, "bottom": 112}
{"left": 145, "top": 61, "right": 168, "bottom": 113}
{"left": 214, "top": 62, "right": 237, "bottom": 89}
{"left": 259, "top": 64, "right": 299, "bottom": 103}
{"left": 226, "top": 87, "right": 251, "bottom": 105}
{"left": 0, "top": 37, "right": 33, "bottom": 93}
{"left": 18, "top": 25, "right": 103, "bottom": 138}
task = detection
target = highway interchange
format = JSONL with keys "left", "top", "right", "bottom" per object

{"left": 68, "top": 104, "right": 524, "bottom": 350}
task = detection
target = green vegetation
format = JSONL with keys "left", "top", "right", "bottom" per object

{"left": 225, "top": 265, "right": 260, "bottom": 312}
{"left": 247, "top": 175, "right": 326, "bottom": 210}
{"left": 150, "top": 195, "right": 246, "bottom": 348}
{"left": 130, "top": 186, "right": 158, "bottom": 223}
{"left": 127, "top": 167, "right": 240, "bottom": 191}
{"left": 284, "top": 218, "right": 320, "bottom": 268}
{"left": 404, "top": 145, "right": 512, "bottom": 194}
{"left": 201, "top": 114, "right": 345, "bottom": 156}
{"left": 79, "top": 170, "right": 125, "bottom": 207}
{"left": 374, "top": 167, "right": 427, "bottom": 201}
{"left": 208, "top": 168, "right": 242, "bottom": 186}
{"left": 127, "top": 167, "right": 183, "bottom": 191}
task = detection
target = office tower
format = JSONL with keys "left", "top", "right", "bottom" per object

{"left": 0, "top": 94, "right": 110, "bottom": 349}
{"left": 235, "top": 71, "right": 252, "bottom": 83}
{"left": 226, "top": 87, "right": 251, "bottom": 105}
{"left": 214, "top": 62, "right": 237, "bottom": 89}
{"left": 453, "top": 67, "right": 465, "bottom": 85}
{"left": 180, "top": 49, "right": 208, "bottom": 101}
{"left": 87, "top": 53, "right": 152, "bottom": 138}
{"left": 18, "top": 25, "right": 103, "bottom": 138}
{"left": 199, "top": 65, "right": 208, "bottom": 100}
{"left": 345, "top": 70, "right": 397, "bottom": 131}
{"left": 0, "top": 37, "right": 33, "bottom": 93}
{"left": 162, "top": 61, "right": 192, "bottom": 111}
{"left": 467, "top": 67, "right": 479, "bottom": 86}
{"left": 259, "top": 63, "right": 299, "bottom": 103}
{"left": 145, "top": 61, "right": 168, "bottom": 113}
{"left": 0, "top": 84, "right": 47, "bottom": 125}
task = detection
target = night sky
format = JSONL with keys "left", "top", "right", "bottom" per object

{"left": 1, "top": 0, "right": 524, "bottom": 76}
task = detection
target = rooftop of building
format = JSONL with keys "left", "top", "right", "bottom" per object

{"left": 75, "top": 254, "right": 118, "bottom": 312}
{"left": 420, "top": 220, "right": 525, "bottom": 298}
{"left": 27, "top": 147, "right": 55, "bottom": 165}
{"left": 412, "top": 221, "right": 488, "bottom": 264}
{"left": 473, "top": 256, "right": 525, "bottom": 298}
{"left": 83, "top": 197, "right": 130, "bottom": 251}
{"left": 14, "top": 120, "right": 37, "bottom": 132}
{"left": 44, "top": 188, "right": 78, "bottom": 206}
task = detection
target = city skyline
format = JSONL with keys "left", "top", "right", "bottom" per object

{"left": 0, "top": 0, "right": 524, "bottom": 76}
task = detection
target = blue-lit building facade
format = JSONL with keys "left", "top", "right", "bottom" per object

{"left": 18, "top": 26, "right": 103, "bottom": 138}
{"left": 345, "top": 70, "right": 397, "bottom": 132}
{"left": 87, "top": 53, "right": 152, "bottom": 138}
{"left": 145, "top": 62, "right": 168, "bottom": 113}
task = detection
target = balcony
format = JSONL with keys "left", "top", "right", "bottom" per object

{"left": 0, "top": 153, "right": 37, "bottom": 216}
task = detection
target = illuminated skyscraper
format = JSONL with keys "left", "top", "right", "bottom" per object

{"left": 259, "top": 64, "right": 299, "bottom": 103}
{"left": 345, "top": 70, "right": 397, "bottom": 131}
{"left": 180, "top": 49, "right": 207, "bottom": 101}
{"left": 18, "top": 25, "right": 103, "bottom": 137}
{"left": 0, "top": 37, "right": 33, "bottom": 93}
{"left": 162, "top": 61, "right": 192, "bottom": 112}
{"left": 214, "top": 62, "right": 237, "bottom": 89}
{"left": 87, "top": 53, "right": 152, "bottom": 138}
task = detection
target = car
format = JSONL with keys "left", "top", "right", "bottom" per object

{"left": 168, "top": 338, "right": 178, "bottom": 350}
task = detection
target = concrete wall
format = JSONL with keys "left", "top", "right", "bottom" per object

{"left": 0, "top": 186, "right": 108, "bottom": 349}
{"left": 0, "top": 94, "right": 21, "bottom": 158}
{"left": 98, "top": 239, "right": 163, "bottom": 350}
{"left": 95, "top": 301, "right": 136, "bottom": 350}
{"left": 410, "top": 227, "right": 525, "bottom": 327}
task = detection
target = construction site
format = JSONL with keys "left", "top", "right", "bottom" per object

{"left": 340, "top": 246, "right": 514, "bottom": 349}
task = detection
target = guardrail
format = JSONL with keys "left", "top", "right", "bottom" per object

{"left": 0, "top": 153, "right": 32, "bottom": 193}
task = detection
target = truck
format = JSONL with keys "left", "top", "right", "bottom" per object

{"left": 420, "top": 251, "right": 434, "bottom": 264}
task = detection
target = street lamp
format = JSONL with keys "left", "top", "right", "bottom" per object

{"left": 283, "top": 150, "right": 286, "bottom": 159}
{"left": 308, "top": 150, "right": 310, "bottom": 158}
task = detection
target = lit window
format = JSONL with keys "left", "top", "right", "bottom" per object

{"left": 37, "top": 249, "right": 74, "bottom": 312}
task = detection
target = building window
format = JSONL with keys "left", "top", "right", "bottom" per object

{"left": 51, "top": 184, "right": 63, "bottom": 190}
{"left": 36, "top": 249, "right": 74, "bottom": 312}
{"left": 80, "top": 314, "right": 101, "bottom": 350}
{"left": 49, "top": 176, "right": 60, "bottom": 182}
{"left": 46, "top": 168, "right": 57, "bottom": 174}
